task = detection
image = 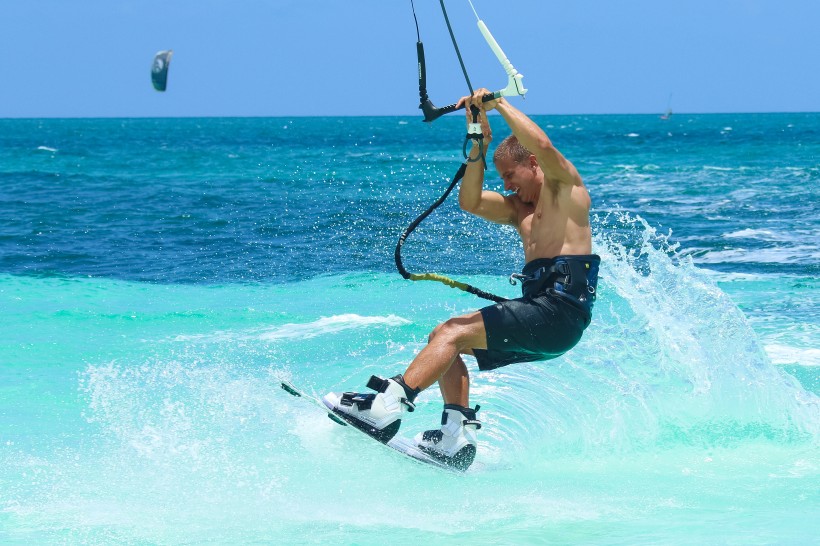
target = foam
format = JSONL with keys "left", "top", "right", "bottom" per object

{"left": 692, "top": 246, "right": 819, "bottom": 265}
{"left": 257, "top": 314, "right": 410, "bottom": 341}
{"left": 170, "top": 314, "right": 411, "bottom": 344}
{"left": 723, "top": 228, "right": 782, "bottom": 241}
{"left": 765, "top": 344, "right": 820, "bottom": 367}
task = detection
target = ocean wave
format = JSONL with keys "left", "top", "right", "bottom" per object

{"left": 257, "top": 314, "right": 411, "bottom": 341}
{"left": 172, "top": 314, "right": 411, "bottom": 344}
{"left": 723, "top": 228, "right": 783, "bottom": 241}
{"left": 702, "top": 270, "right": 790, "bottom": 282}
{"left": 728, "top": 188, "right": 758, "bottom": 200}
{"left": 689, "top": 246, "right": 819, "bottom": 265}
{"left": 766, "top": 344, "right": 820, "bottom": 367}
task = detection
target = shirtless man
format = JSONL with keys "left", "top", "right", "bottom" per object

{"left": 324, "top": 89, "right": 600, "bottom": 470}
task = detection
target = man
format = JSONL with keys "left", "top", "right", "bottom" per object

{"left": 323, "top": 89, "right": 600, "bottom": 470}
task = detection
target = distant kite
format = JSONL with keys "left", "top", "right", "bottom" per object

{"left": 151, "top": 50, "right": 173, "bottom": 92}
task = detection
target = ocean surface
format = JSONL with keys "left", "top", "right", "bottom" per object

{"left": 1, "top": 114, "right": 818, "bottom": 544}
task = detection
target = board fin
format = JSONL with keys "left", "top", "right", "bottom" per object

{"left": 280, "top": 381, "right": 347, "bottom": 426}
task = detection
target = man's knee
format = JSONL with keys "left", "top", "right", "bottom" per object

{"left": 427, "top": 322, "right": 445, "bottom": 343}
{"left": 429, "top": 316, "right": 481, "bottom": 347}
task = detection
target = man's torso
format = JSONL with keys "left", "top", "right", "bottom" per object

{"left": 510, "top": 181, "right": 592, "bottom": 262}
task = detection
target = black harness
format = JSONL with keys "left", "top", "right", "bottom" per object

{"left": 511, "top": 255, "right": 601, "bottom": 316}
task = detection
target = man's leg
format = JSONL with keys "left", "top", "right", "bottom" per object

{"left": 438, "top": 356, "right": 469, "bottom": 407}
{"left": 402, "top": 310, "right": 487, "bottom": 393}
{"left": 406, "top": 311, "right": 486, "bottom": 469}
{"left": 320, "top": 310, "right": 486, "bottom": 451}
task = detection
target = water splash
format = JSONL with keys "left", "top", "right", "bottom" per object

{"left": 487, "top": 212, "right": 819, "bottom": 458}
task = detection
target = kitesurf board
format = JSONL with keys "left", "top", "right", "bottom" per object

{"left": 280, "top": 380, "right": 455, "bottom": 472}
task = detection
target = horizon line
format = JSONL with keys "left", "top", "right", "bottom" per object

{"left": 2, "top": 110, "right": 819, "bottom": 121}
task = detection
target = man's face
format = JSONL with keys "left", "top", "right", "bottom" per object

{"left": 495, "top": 156, "right": 539, "bottom": 204}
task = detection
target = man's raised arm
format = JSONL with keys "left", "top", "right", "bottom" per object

{"left": 492, "top": 97, "right": 582, "bottom": 187}
{"left": 457, "top": 98, "right": 516, "bottom": 225}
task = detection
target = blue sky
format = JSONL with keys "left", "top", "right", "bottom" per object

{"left": 1, "top": 0, "right": 818, "bottom": 117}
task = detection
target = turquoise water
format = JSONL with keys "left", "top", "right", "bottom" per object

{"left": 1, "top": 115, "right": 818, "bottom": 544}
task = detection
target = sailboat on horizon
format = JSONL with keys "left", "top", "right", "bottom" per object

{"left": 660, "top": 93, "right": 673, "bottom": 120}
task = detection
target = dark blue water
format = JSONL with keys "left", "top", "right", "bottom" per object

{"left": 2, "top": 115, "right": 817, "bottom": 282}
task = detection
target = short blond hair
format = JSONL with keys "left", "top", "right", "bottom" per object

{"left": 493, "top": 135, "right": 532, "bottom": 165}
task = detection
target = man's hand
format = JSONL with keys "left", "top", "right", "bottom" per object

{"left": 457, "top": 88, "right": 495, "bottom": 146}
{"left": 455, "top": 88, "right": 500, "bottom": 112}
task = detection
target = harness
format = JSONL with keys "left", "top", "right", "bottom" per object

{"left": 510, "top": 255, "right": 601, "bottom": 315}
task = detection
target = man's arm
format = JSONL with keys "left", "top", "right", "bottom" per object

{"left": 457, "top": 104, "right": 517, "bottom": 225}
{"left": 493, "top": 97, "right": 582, "bottom": 188}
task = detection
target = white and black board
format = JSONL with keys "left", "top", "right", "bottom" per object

{"left": 280, "top": 380, "right": 455, "bottom": 471}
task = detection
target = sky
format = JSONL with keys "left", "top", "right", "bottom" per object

{"left": 1, "top": 0, "right": 818, "bottom": 118}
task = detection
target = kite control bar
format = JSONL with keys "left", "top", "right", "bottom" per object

{"left": 416, "top": 1, "right": 527, "bottom": 123}
{"left": 418, "top": 71, "right": 500, "bottom": 123}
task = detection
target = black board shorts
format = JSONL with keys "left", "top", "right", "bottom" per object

{"left": 473, "top": 292, "right": 589, "bottom": 371}
{"left": 472, "top": 255, "right": 600, "bottom": 371}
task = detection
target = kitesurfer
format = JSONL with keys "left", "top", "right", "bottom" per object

{"left": 324, "top": 89, "right": 600, "bottom": 470}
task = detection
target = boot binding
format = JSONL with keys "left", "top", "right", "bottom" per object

{"left": 418, "top": 443, "right": 477, "bottom": 471}
{"left": 330, "top": 408, "right": 402, "bottom": 444}
{"left": 323, "top": 375, "right": 415, "bottom": 444}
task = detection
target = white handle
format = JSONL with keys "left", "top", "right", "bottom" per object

{"left": 478, "top": 20, "right": 527, "bottom": 97}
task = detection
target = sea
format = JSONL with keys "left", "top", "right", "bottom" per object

{"left": 1, "top": 114, "right": 818, "bottom": 545}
